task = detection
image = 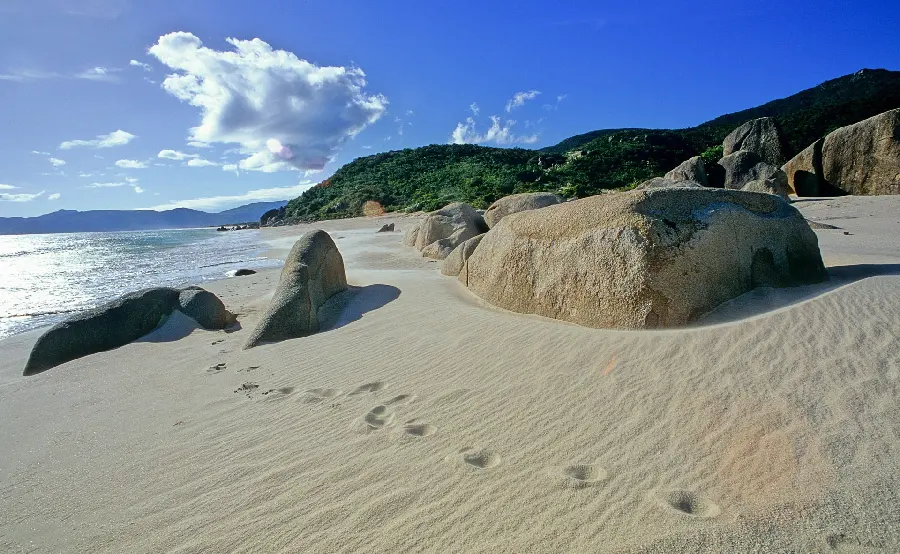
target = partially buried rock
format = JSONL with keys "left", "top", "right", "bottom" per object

{"left": 664, "top": 156, "right": 708, "bottom": 186}
{"left": 244, "top": 230, "right": 348, "bottom": 348}
{"left": 635, "top": 177, "right": 705, "bottom": 190}
{"left": 483, "top": 192, "right": 564, "bottom": 229}
{"left": 740, "top": 178, "right": 791, "bottom": 202}
{"left": 178, "top": 287, "right": 236, "bottom": 329}
{"left": 23, "top": 286, "right": 234, "bottom": 375}
{"left": 233, "top": 268, "right": 257, "bottom": 276}
{"left": 377, "top": 223, "right": 395, "bottom": 233}
{"left": 441, "top": 234, "right": 486, "bottom": 278}
{"left": 403, "top": 223, "right": 419, "bottom": 247}
{"left": 723, "top": 117, "right": 787, "bottom": 166}
{"left": 461, "top": 188, "right": 826, "bottom": 330}
{"left": 414, "top": 203, "right": 487, "bottom": 260}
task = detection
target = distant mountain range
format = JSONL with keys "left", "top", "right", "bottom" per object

{"left": 0, "top": 201, "right": 289, "bottom": 235}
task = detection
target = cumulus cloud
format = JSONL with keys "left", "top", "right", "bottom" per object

{"left": 114, "top": 159, "right": 147, "bottom": 169}
{"left": 149, "top": 183, "right": 313, "bottom": 211}
{"left": 186, "top": 158, "right": 218, "bottom": 167}
{"left": 60, "top": 129, "right": 136, "bottom": 149}
{"left": 505, "top": 90, "right": 541, "bottom": 112}
{"left": 158, "top": 149, "right": 198, "bottom": 160}
{"left": 148, "top": 32, "right": 387, "bottom": 173}
{"left": 49, "top": 157, "right": 66, "bottom": 167}
{"left": 450, "top": 116, "right": 538, "bottom": 145}
{"left": 1, "top": 190, "right": 44, "bottom": 202}
{"left": 129, "top": 59, "right": 152, "bottom": 71}
{"left": 48, "top": 193, "right": 61, "bottom": 200}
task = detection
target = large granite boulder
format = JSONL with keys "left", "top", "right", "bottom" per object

{"left": 178, "top": 287, "right": 235, "bottom": 330}
{"left": 403, "top": 224, "right": 419, "bottom": 247}
{"left": 441, "top": 234, "right": 486, "bottom": 278}
{"left": 820, "top": 108, "right": 900, "bottom": 195}
{"left": 483, "top": 192, "right": 564, "bottom": 229}
{"left": 635, "top": 177, "right": 705, "bottom": 190}
{"left": 740, "top": 178, "right": 791, "bottom": 202}
{"left": 460, "top": 188, "right": 826, "bottom": 330}
{"left": 23, "top": 285, "right": 234, "bottom": 375}
{"left": 664, "top": 156, "right": 708, "bottom": 186}
{"left": 781, "top": 139, "right": 822, "bottom": 196}
{"left": 414, "top": 203, "right": 488, "bottom": 260}
{"left": 245, "top": 230, "right": 347, "bottom": 348}
{"left": 719, "top": 150, "right": 790, "bottom": 194}
{"left": 723, "top": 117, "right": 787, "bottom": 166}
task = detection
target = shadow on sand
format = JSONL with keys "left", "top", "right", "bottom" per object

{"left": 697, "top": 263, "right": 900, "bottom": 326}
{"left": 318, "top": 284, "right": 401, "bottom": 333}
{"left": 137, "top": 311, "right": 243, "bottom": 343}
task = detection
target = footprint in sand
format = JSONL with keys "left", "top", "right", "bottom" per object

{"left": 303, "top": 388, "right": 343, "bottom": 404}
{"left": 386, "top": 394, "right": 415, "bottom": 406}
{"left": 206, "top": 362, "right": 227, "bottom": 374}
{"left": 656, "top": 490, "right": 721, "bottom": 518}
{"left": 462, "top": 449, "right": 501, "bottom": 469}
{"left": 558, "top": 464, "right": 608, "bottom": 489}
{"left": 364, "top": 405, "right": 395, "bottom": 429}
{"left": 262, "top": 387, "right": 296, "bottom": 397}
{"left": 350, "top": 381, "right": 386, "bottom": 395}
{"left": 403, "top": 421, "right": 436, "bottom": 437}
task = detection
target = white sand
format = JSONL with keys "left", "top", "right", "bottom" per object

{"left": 1, "top": 201, "right": 899, "bottom": 552}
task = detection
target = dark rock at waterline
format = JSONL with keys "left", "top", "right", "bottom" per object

{"left": 23, "top": 286, "right": 234, "bottom": 375}
{"left": 234, "top": 268, "right": 257, "bottom": 276}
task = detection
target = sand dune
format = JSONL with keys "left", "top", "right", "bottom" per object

{"left": 2, "top": 202, "right": 900, "bottom": 553}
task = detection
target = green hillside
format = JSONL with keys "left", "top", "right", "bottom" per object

{"left": 283, "top": 69, "right": 900, "bottom": 222}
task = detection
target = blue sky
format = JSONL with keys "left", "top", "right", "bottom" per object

{"left": 1, "top": 0, "right": 898, "bottom": 217}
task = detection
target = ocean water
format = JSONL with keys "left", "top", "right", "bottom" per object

{"left": 0, "top": 228, "right": 284, "bottom": 340}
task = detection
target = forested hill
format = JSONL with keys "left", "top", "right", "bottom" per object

{"left": 283, "top": 68, "right": 900, "bottom": 222}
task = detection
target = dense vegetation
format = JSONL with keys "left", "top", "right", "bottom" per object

{"left": 283, "top": 69, "right": 900, "bottom": 222}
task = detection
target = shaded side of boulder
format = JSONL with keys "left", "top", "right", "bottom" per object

{"left": 414, "top": 203, "right": 487, "bottom": 260}
{"left": 377, "top": 223, "right": 395, "bottom": 233}
{"left": 664, "top": 156, "right": 708, "bottom": 186}
{"left": 719, "top": 150, "right": 790, "bottom": 193}
{"left": 244, "top": 230, "right": 347, "bottom": 348}
{"left": 635, "top": 177, "right": 705, "bottom": 190}
{"left": 441, "top": 234, "right": 486, "bottom": 277}
{"left": 178, "top": 287, "right": 235, "bottom": 329}
{"left": 23, "top": 287, "right": 181, "bottom": 375}
{"left": 723, "top": 117, "right": 787, "bottom": 165}
{"left": 483, "top": 192, "right": 564, "bottom": 229}
{"left": 461, "top": 189, "right": 826, "bottom": 330}
{"left": 403, "top": 223, "right": 420, "bottom": 247}
{"left": 741, "top": 179, "right": 791, "bottom": 202}
{"left": 782, "top": 139, "right": 823, "bottom": 196}
{"left": 820, "top": 108, "right": 900, "bottom": 195}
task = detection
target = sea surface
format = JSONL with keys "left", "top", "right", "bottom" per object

{"left": 0, "top": 228, "right": 283, "bottom": 340}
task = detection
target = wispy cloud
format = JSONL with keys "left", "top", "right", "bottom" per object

{"left": 469, "top": 102, "right": 480, "bottom": 116}
{"left": 505, "top": 90, "right": 541, "bottom": 112}
{"left": 49, "top": 157, "right": 66, "bottom": 167}
{"left": 60, "top": 129, "right": 135, "bottom": 149}
{"left": 0, "top": 66, "right": 120, "bottom": 82}
{"left": 451, "top": 116, "right": 539, "bottom": 145}
{"left": 48, "top": 193, "right": 61, "bottom": 200}
{"left": 149, "top": 184, "right": 313, "bottom": 211}
{"left": 186, "top": 158, "right": 218, "bottom": 167}
{"left": 0, "top": 190, "right": 44, "bottom": 202}
{"left": 87, "top": 181, "right": 143, "bottom": 193}
{"left": 0, "top": 184, "right": 17, "bottom": 190}
{"left": 129, "top": 59, "right": 152, "bottom": 72}
{"left": 543, "top": 94, "right": 568, "bottom": 111}
{"left": 114, "top": 159, "right": 147, "bottom": 169}
{"left": 74, "top": 66, "right": 119, "bottom": 82}
{"left": 158, "top": 149, "right": 198, "bottom": 161}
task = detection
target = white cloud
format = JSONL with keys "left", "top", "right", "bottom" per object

{"left": 544, "top": 94, "right": 568, "bottom": 111}
{"left": 1, "top": 190, "right": 44, "bottom": 202}
{"left": 221, "top": 163, "right": 239, "bottom": 175}
{"left": 49, "top": 157, "right": 66, "bottom": 166}
{"left": 450, "top": 116, "right": 538, "bottom": 145}
{"left": 115, "top": 159, "right": 147, "bottom": 169}
{"left": 505, "top": 90, "right": 541, "bottom": 112}
{"left": 149, "top": 183, "right": 312, "bottom": 211}
{"left": 186, "top": 140, "right": 212, "bottom": 148}
{"left": 557, "top": 94, "right": 568, "bottom": 103}
{"left": 158, "top": 149, "right": 198, "bottom": 160}
{"left": 60, "top": 129, "right": 136, "bottom": 149}
{"left": 129, "top": 59, "right": 152, "bottom": 71}
{"left": 87, "top": 181, "right": 143, "bottom": 193}
{"left": 0, "top": 184, "right": 16, "bottom": 190}
{"left": 362, "top": 145, "right": 373, "bottom": 150}
{"left": 75, "top": 66, "right": 118, "bottom": 82}
{"left": 48, "top": 193, "right": 61, "bottom": 200}
{"left": 186, "top": 158, "right": 218, "bottom": 167}
{"left": 132, "top": 186, "right": 145, "bottom": 194}
{"left": 31, "top": 150, "right": 51, "bottom": 156}
{"left": 148, "top": 32, "right": 387, "bottom": 173}
{"left": 469, "top": 102, "right": 480, "bottom": 116}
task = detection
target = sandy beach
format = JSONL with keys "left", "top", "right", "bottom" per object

{"left": 2, "top": 198, "right": 899, "bottom": 553}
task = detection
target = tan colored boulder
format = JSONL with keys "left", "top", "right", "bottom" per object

{"left": 461, "top": 188, "right": 826, "bottom": 329}
{"left": 414, "top": 203, "right": 487, "bottom": 259}
{"left": 723, "top": 117, "right": 787, "bottom": 166}
{"left": 820, "top": 108, "right": 900, "bottom": 195}
{"left": 664, "top": 156, "right": 708, "bottom": 186}
{"left": 740, "top": 178, "right": 791, "bottom": 202}
{"left": 245, "top": 230, "right": 347, "bottom": 348}
{"left": 403, "top": 223, "right": 419, "bottom": 246}
{"left": 719, "top": 150, "right": 790, "bottom": 193}
{"left": 781, "top": 139, "right": 822, "bottom": 196}
{"left": 483, "top": 192, "right": 564, "bottom": 228}
{"left": 441, "top": 234, "right": 486, "bottom": 277}
{"left": 635, "top": 177, "right": 705, "bottom": 190}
